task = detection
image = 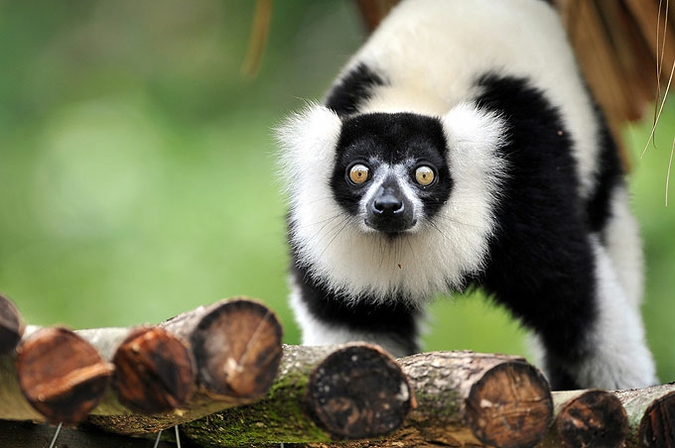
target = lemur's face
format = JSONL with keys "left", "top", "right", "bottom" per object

{"left": 330, "top": 113, "right": 453, "bottom": 236}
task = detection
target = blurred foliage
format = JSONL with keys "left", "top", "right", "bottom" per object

{"left": 0, "top": 1, "right": 673, "bottom": 382}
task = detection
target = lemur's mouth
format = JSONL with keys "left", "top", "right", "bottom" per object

{"left": 364, "top": 217, "right": 418, "bottom": 235}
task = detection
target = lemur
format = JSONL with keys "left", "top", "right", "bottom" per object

{"left": 276, "top": 0, "right": 657, "bottom": 390}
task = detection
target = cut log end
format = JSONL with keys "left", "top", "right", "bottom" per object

{"left": 0, "top": 294, "right": 23, "bottom": 356}
{"left": 112, "top": 326, "right": 196, "bottom": 414}
{"left": 466, "top": 360, "right": 553, "bottom": 448}
{"left": 307, "top": 344, "right": 413, "bottom": 440}
{"left": 638, "top": 390, "right": 675, "bottom": 448}
{"left": 190, "top": 298, "right": 283, "bottom": 400}
{"left": 16, "top": 327, "right": 113, "bottom": 423}
{"left": 557, "top": 389, "right": 628, "bottom": 448}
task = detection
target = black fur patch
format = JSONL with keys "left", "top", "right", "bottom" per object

{"left": 473, "top": 74, "right": 602, "bottom": 388}
{"left": 587, "top": 109, "right": 624, "bottom": 234}
{"left": 325, "top": 63, "right": 386, "bottom": 116}
{"left": 289, "top": 260, "right": 420, "bottom": 355}
{"left": 330, "top": 112, "right": 453, "bottom": 220}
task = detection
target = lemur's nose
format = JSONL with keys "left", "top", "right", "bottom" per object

{"left": 373, "top": 193, "right": 404, "bottom": 214}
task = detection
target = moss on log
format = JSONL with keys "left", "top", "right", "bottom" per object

{"left": 182, "top": 343, "right": 413, "bottom": 446}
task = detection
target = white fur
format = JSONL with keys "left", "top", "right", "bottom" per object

{"left": 574, "top": 237, "right": 656, "bottom": 388}
{"left": 276, "top": 104, "right": 342, "bottom": 201}
{"left": 335, "top": 0, "right": 600, "bottom": 197}
{"left": 278, "top": 103, "right": 506, "bottom": 304}
{"left": 603, "top": 186, "right": 645, "bottom": 306}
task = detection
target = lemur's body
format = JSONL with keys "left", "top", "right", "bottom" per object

{"left": 277, "top": 0, "right": 656, "bottom": 389}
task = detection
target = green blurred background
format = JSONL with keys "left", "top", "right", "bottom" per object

{"left": 1, "top": 1, "right": 673, "bottom": 382}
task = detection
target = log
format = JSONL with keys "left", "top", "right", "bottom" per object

{"left": 537, "top": 389, "right": 628, "bottom": 448}
{"left": 159, "top": 297, "right": 284, "bottom": 401}
{"left": 87, "top": 326, "right": 196, "bottom": 414}
{"left": 617, "top": 383, "right": 675, "bottom": 447}
{"left": 12, "top": 327, "right": 113, "bottom": 424}
{"left": 0, "top": 297, "right": 282, "bottom": 432}
{"left": 299, "top": 384, "right": 675, "bottom": 448}
{"left": 307, "top": 344, "right": 412, "bottom": 439}
{"left": 0, "top": 293, "right": 23, "bottom": 356}
{"left": 181, "top": 343, "right": 413, "bottom": 445}
{"left": 0, "top": 325, "right": 195, "bottom": 422}
{"left": 88, "top": 297, "right": 284, "bottom": 435}
{"left": 382, "top": 351, "right": 553, "bottom": 448}
{"left": 182, "top": 349, "right": 552, "bottom": 447}
{"left": 2, "top": 334, "right": 673, "bottom": 447}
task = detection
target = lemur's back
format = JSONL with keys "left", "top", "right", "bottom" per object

{"left": 327, "top": 0, "right": 601, "bottom": 193}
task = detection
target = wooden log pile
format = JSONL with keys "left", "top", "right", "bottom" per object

{"left": 0, "top": 294, "right": 284, "bottom": 429}
{"left": 1, "top": 293, "right": 674, "bottom": 447}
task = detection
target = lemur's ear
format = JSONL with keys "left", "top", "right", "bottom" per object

{"left": 440, "top": 102, "right": 506, "bottom": 155}
{"left": 275, "top": 104, "right": 342, "bottom": 195}
{"left": 439, "top": 102, "right": 507, "bottom": 232}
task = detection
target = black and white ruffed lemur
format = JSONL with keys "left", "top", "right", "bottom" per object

{"left": 276, "top": 0, "right": 657, "bottom": 390}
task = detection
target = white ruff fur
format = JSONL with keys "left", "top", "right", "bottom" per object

{"left": 339, "top": 0, "right": 600, "bottom": 197}
{"left": 278, "top": 103, "right": 505, "bottom": 303}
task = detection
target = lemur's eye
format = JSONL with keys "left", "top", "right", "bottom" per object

{"left": 348, "top": 163, "right": 370, "bottom": 185}
{"left": 414, "top": 165, "right": 436, "bottom": 186}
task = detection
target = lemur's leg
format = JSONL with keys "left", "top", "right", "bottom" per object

{"left": 558, "top": 237, "right": 656, "bottom": 389}
{"left": 289, "top": 264, "right": 421, "bottom": 359}
{"left": 522, "top": 235, "right": 655, "bottom": 390}
{"left": 484, "top": 221, "right": 655, "bottom": 390}
{"left": 601, "top": 185, "right": 645, "bottom": 307}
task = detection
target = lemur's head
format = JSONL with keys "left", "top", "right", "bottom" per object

{"left": 277, "top": 103, "right": 505, "bottom": 295}
{"left": 330, "top": 112, "right": 453, "bottom": 236}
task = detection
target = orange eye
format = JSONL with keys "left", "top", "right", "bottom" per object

{"left": 415, "top": 165, "right": 435, "bottom": 186}
{"left": 348, "top": 164, "right": 370, "bottom": 185}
